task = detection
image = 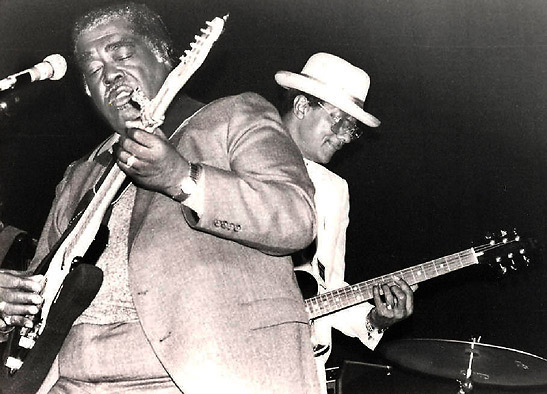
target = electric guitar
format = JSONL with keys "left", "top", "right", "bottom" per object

{"left": 296, "top": 230, "right": 536, "bottom": 351}
{"left": 0, "top": 15, "right": 227, "bottom": 394}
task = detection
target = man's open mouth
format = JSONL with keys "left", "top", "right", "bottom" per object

{"left": 108, "top": 86, "right": 134, "bottom": 110}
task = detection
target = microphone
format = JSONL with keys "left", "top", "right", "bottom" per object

{"left": 0, "top": 54, "right": 67, "bottom": 92}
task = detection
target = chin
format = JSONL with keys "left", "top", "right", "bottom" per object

{"left": 107, "top": 107, "right": 139, "bottom": 131}
{"left": 316, "top": 156, "right": 331, "bottom": 165}
{"left": 321, "top": 151, "right": 336, "bottom": 164}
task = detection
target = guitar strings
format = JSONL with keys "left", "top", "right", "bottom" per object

{"left": 306, "top": 239, "right": 525, "bottom": 318}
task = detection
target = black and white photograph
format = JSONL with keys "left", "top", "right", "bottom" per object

{"left": 0, "top": 1, "right": 546, "bottom": 393}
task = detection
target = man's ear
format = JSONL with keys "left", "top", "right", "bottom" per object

{"left": 293, "top": 95, "right": 309, "bottom": 120}
{"left": 84, "top": 82, "right": 91, "bottom": 97}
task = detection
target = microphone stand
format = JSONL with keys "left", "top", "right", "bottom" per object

{"left": 0, "top": 72, "right": 33, "bottom": 92}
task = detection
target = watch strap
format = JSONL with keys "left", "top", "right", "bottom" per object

{"left": 172, "top": 162, "right": 201, "bottom": 202}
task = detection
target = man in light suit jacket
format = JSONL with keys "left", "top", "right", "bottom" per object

{"left": 0, "top": 3, "right": 321, "bottom": 393}
{"left": 276, "top": 53, "right": 415, "bottom": 393}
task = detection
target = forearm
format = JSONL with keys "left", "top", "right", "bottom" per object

{"left": 183, "top": 164, "right": 316, "bottom": 254}
{"left": 180, "top": 93, "right": 317, "bottom": 255}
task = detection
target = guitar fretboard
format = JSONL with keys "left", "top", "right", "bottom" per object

{"left": 305, "top": 248, "right": 478, "bottom": 320}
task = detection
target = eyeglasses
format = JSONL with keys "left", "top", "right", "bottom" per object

{"left": 317, "top": 102, "right": 363, "bottom": 141}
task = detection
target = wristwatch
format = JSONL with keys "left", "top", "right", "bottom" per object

{"left": 365, "top": 310, "right": 388, "bottom": 340}
{"left": 172, "top": 162, "right": 201, "bottom": 202}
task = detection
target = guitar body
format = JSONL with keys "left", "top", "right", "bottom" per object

{"left": 0, "top": 223, "right": 108, "bottom": 393}
{"left": 294, "top": 266, "right": 333, "bottom": 357}
{"left": 0, "top": 264, "right": 103, "bottom": 394}
{"left": 294, "top": 269, "right": 319, "bottom": 300}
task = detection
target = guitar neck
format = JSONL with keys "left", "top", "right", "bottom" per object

{"left": 305, "top": 248, "right": 479, "bottom": 320}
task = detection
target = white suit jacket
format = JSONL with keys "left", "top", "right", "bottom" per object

{"left": 303, "top": 159, "right": 383, "bottom": 392}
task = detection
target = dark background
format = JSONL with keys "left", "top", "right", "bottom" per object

{"left": 1, "top": 0, "right": 547, "bottom": 389}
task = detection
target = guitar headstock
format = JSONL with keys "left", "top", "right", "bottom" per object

{"left": 475, "top": 229, "right": 539, "bottom": 276}
{"left": 136, "top": 14, "right": 228, "bottom": 129}
{"left": 179, "top": 14, "right": 228, "bottom": 72}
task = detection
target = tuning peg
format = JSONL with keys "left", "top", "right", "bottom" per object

{"left": 507, "top": 228, "right": 520, "bottom": 242}
{"left": 498, "top": 264, "right": 508, "bottom": 275}
{"left": 517, "top": 247, "right": 531, "bottom": 267}
{"left": 495, "top": 256, "right": 508, "bottom": 276}
{"left": 508, "top": 254, "right": 518, "bottom": 271}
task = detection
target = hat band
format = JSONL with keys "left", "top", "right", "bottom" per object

{"left": 300, "top": 72, "right": 365, "bottom": 107}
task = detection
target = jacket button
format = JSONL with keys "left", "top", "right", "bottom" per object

{"left": 234, "top": 224, "right": 241, "bottom": 232}
{"left": 214, "top": 219, "right": 221, "bottom": 227}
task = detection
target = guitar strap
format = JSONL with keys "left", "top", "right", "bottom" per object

{"left": 73, "top": 93, "right": 205, "bottom": 232}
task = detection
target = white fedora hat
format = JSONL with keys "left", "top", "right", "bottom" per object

{"left": 275, "top": 52, "right": 380, "bottom": 127}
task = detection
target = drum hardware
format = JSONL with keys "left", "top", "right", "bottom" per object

{"left": 380, "top": 337, "right": 547, "bottom": 393}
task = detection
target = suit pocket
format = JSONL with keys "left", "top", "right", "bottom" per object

{"left": 240, "top": 297, "right": 309, "bottom": 330}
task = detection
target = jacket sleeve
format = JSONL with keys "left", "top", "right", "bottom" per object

{"left": 181, "top": 93, "right": 317, "bottom": 256}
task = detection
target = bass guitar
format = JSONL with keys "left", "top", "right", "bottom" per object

{"left": 0, "top": 15, "right": 227, "bottom": 394}
{"left": 296, "top": 230, "right": 536, "bottom": 354}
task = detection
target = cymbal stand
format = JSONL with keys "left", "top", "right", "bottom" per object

{"left": 457, "top": 336, "right": 481, "bottom": 393}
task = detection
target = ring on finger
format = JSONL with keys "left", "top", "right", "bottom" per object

{"left": 126, "top": 155, "right": 136, "bottom": 168}
{"left": 3, "top": 315, "right": 12, "bottom": 326}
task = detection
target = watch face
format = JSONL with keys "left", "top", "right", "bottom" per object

{"left": 180, "top": 176, "right": 197, "bottom": 194}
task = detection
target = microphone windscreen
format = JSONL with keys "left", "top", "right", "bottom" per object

{"left": 41, "top": 54, "right": 67, "bottom": 81}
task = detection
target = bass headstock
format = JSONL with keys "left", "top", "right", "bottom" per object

{"left": 475, "top": 229, "right": 539, "bottom": 277}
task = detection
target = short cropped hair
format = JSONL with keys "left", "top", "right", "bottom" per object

{"left": 72, "top": 2, "right": 176, "bottom": 66}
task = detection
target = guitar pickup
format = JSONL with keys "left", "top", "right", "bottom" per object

{"left": 18, "top": 335, "right": 36, "bottom": 349}
{"left": 5, "top": 356, "right": 23, "bottom": 371}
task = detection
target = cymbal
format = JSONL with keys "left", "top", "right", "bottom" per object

{"left": 380, "top": 338, "right": 547, "bottom": 387}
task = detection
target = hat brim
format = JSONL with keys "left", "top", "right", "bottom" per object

{"left": 275, "top": 71, "right": 380, "bottom": 128}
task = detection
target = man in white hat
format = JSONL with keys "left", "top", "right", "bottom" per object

{"left": 275, "top": 53, "right": 415, "bottom": 392}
